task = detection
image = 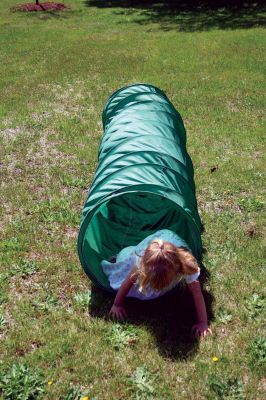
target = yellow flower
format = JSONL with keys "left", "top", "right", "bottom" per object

{"left": 81, "top": 397, "right": 89, "bottom": 400}
{"left": 48, "top": 380, "right": 53, "bottom": 385}
{"left": 212, "top": 356, "right": 219, "bottom": 362}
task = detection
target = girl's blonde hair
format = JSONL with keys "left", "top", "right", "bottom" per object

{"left": 137, "top": 238, "right": 200, "bottom": 293}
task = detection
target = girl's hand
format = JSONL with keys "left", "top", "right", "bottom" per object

{"left": 109, "top": 304, "right": 127, "bottom": 320}
{"left": 192, "top": 322, "right": 212, "bottom": 338}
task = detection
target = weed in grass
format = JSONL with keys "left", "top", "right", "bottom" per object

{"left": 216, "top": 309, "right": 233, "bottom": 325}
{"left": 238, "top": 196, "right": 265, "bottom": 212}
{"left": 245, "top": 293, "right": 265, "bottom": 319}
{"left": 29, "top": 197, "right": 79, "bottom": 226}
{"left": 130, "top": 365, "right": 155, "bottom": 400}
{"left": 73, "top": 290, "right": 92, "bottom": 311}
{"left": 60, "top": 175, "right": 87, "bottom": 189}
{"left": 9, "top": 260, "right": 38, "bottom": 278}
{"left": 62, "top": 385, "right": 89, "bottom": 400}
{"left": 0, "top": 314, "right": 7, "bottom": 330}
{"left": 107, "top": 323, "right": 138, "bottom": 350}
{"left": 32, "top": 293, "right": 59, "bottom": 312}
{"left": 208, "top": 376, "right": 244, "bottom": 399}
{"left": 43, "top": 209, "right": 78, "bottom": 225}
{"left": 0, "top": 363, "right": 45, "bottom": 400}
{"left": 8, "top": 218, "right": 23, "bottom": 231}
{"left": 248, "top": 337, "right": 266, "bottom": 377}
{"left": 1, "top": 237, "right": 22, "bottom": 253}
{"left": 0, "top": 293, "right": 8, "bottom": 305}
{"left": 0, "top": 273, "right": 8, "bottom": 285}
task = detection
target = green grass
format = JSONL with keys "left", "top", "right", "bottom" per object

{"left": 0, "top": 1, "right": 265, "bottom": 398}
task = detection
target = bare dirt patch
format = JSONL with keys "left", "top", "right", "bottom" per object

{"left": 197, "top": 193, "right": 243, "bottom": 214}
{"left": 64, "top": 226, "right": 78, "bottom": 239}
{"left": 26, "top": 134, "right": 74, "bottom": 167}
{"left": 0, "top": 126, "right": 26, "bottom": 141}
{"left": 36, "top": 81, "right": 93, "bottom": 119}
{"left": 15, "top": 340, "right": 43, "bottom": 358}
{"left": 31, "top": 111, "right": 52, "bottom": 123}
{"left": 27, "top": 251, "right": 45, "bottom": 261}
{"left": 1, "top": 129, "right": 74, "bottom": 184}
{"left": 9, "top": 273, "right": 41, "bottom": 301}
{"left": 227, "top": 100, "right": 240, "bottom": 113}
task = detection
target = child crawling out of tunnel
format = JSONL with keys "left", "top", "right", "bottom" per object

{"left": 101, "top": 229, "right": 212, "bottom": 338}
{"left": 78, "top": 83, "right": 211, "bottom": 338}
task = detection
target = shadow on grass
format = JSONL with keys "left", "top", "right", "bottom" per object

{"left": 89, "top": 263, "right": 214, "bottom": 361}
{"left": 84, "top": 0, "right": 266, "bottom": 32}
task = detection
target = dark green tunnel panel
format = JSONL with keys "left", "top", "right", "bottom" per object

{"left": 85, "top": 164, "right": 198, "bottom": 218}
{"left": 78, "top": 84, "right": 203, "bottom": 291}
{"left": 79, "top": 190, "right": 201, "bottom": 291}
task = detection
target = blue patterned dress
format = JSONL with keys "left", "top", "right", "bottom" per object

{"left": 101, "top": 229, "right": 200, "bottom": 300}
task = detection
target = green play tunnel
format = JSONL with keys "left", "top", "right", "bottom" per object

{"left": 78, "top": 84, "right": 202, "bottom": 291}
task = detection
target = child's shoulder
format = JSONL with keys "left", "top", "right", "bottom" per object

{"left": 153, "top": 229, "right": 182, "bottom": 241}
{"left": 147, "top": 228, "right": 175, "bottom": 239}
{"left": 152, "top": 229, "right": 189, "bottom": 249}
{"left": 154, "top": 228, "right": 175, "bottom": 235}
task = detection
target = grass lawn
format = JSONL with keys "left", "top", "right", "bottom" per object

{"left": 0, "top": 1, "right": 265, "bottom": 398}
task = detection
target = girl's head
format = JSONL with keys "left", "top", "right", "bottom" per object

{"left": 137, "top": 239, "right": 200, "bottom": 292}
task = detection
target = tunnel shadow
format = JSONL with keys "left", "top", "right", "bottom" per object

{"left": 84, "top": 0, "right": 266, "bottom": 32}
{"left": 89, "top": 261, "right": 214, "bottom": 361}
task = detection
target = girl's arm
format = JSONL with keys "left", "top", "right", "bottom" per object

{"left": 109, "top": 269, "right": 137, "bottom": 320}
{"left": 187, "top": 280, "right": 212, "bottom": 337}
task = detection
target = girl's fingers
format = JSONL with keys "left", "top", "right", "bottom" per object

{"left": 201, "top": 329, "right": 212, "bottom": 337}
{"left": 110, "top": 311, "right": 119, "bottom": 320}
{"left": 118, "top": 310, "right": 125, "bottom": 320}
{"left": 109, "top": 307, "right": 127, "bottom": 321}
{"left": 192, "top": 325, "right": 212, "bottom": 338}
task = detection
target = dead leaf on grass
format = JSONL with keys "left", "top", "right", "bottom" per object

{"left": 241, "top": 221, "right": 257, "bottom": 237}
{"left": 210, "top": 165, "right": 218, "bottom": 173}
